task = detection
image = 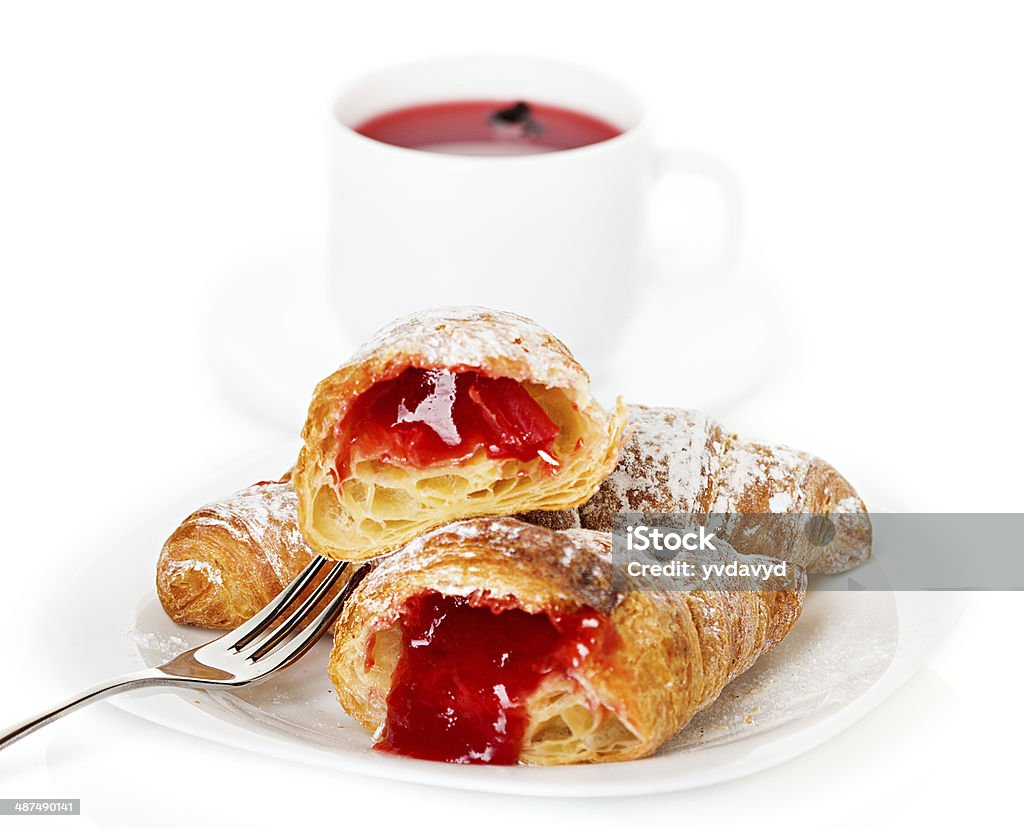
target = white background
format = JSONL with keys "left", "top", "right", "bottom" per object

{"left": 1, "top": 1, "right": 1021, "bottom": 825}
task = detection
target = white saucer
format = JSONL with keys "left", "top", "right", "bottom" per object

{"left": 203, "top": 245, "right": 787, "bottom": 431}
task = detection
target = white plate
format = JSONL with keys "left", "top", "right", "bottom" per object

{"left": 46, "top": 444, "right": 963, "bottom": 797}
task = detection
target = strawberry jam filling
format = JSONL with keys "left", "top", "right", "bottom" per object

{"left": 334, "top": 367, "right": 560, "bottom": 481}
{"left": 375, "top": 592, "right": 615, "bottom": 764}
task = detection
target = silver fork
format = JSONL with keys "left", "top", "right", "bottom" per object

{"left": 0, "top": 557, "right": 370, "bottom": 751}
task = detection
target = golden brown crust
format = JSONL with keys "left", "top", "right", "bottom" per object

{"left": 328, "top": 517, "right": 805, "bottom": 764}
{"left": 516, "top": 507, "right": 582, "bottom": 531}
{"left": 294, "top": 307, "right": 627, "bottom": 561}
{"left": 156, "top": 477, "right": 316, "bottom": 629}
{"left": 578, "top": 405, "right": 871, "bottom": 574}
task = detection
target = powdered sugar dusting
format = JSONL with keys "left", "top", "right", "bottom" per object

{"left": 711, "top": 443, "right": 808, "bottom": 513}
{"left": 834, "top": 495, "right": 865, "bottom": 514}
{"left": 195, "top": 481, "right": 308, "bottom": 583}
{"left": 129, "top": 628, "right": 193, "bottom": 662}
{"left": 578, "top": 405, "right": 870, "bottom": 575}
{"left": 580, "top": 407, "right": 718, "bottom": 523}
{"left": 163, "top": 558, "right": 224, "bottom": 586}
{"left": 345, "top": 306, "right": 588, "bottom": 391}
{"left": 357, "top": 517, "right": 617, "bottom": 616}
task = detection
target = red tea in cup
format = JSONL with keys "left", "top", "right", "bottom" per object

{"left": 354, "top": 100, "right": 622, "bottom": 156}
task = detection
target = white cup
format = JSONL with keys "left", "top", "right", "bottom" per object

{"left": 329, "top": 55, "right": 739, "bottom": 376}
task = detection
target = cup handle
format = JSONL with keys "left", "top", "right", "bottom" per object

{"left": 653, "top": 147, "right": 744, "bottom": 283}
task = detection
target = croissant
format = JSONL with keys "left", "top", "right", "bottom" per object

{"left": 294, "top": 307, "right": 627, "bottom": 562}
{"left": 566, "top": 405, "right": 871, "bottom": 574}
{"left": 156, "top": 477, "right": 317, "bottom": 629}
{"left": 328, "top": 517, "right": 805, "bottom": 765}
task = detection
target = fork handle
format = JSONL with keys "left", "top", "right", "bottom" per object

{"left": 0, "top": 670, "right": 169, "bottom": 751}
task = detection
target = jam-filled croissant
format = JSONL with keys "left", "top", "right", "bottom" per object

{"left": 328, "top": 517, "right": 805, "bottom": 765}
{"left": 294, "top": 307, "right": 627, "bottom": 562}
{"left": 530, "top": 405, "right": 871, "bottom": 574}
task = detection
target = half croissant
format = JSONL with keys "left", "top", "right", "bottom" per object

{"left": 329, "top": 517, "right": 805, "bottom": 765}
{"left": 294, "top": 307, "right": 627, "bottom": 561}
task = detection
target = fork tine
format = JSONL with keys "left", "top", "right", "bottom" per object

{"left": 242, "top": 559, "right": 350, "bottom": 660}
{"left": 250, "top": 563, "right": 371, "bottom": 672}
{"left": 223, "top": 555, "right": 328, "bottom": 650}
